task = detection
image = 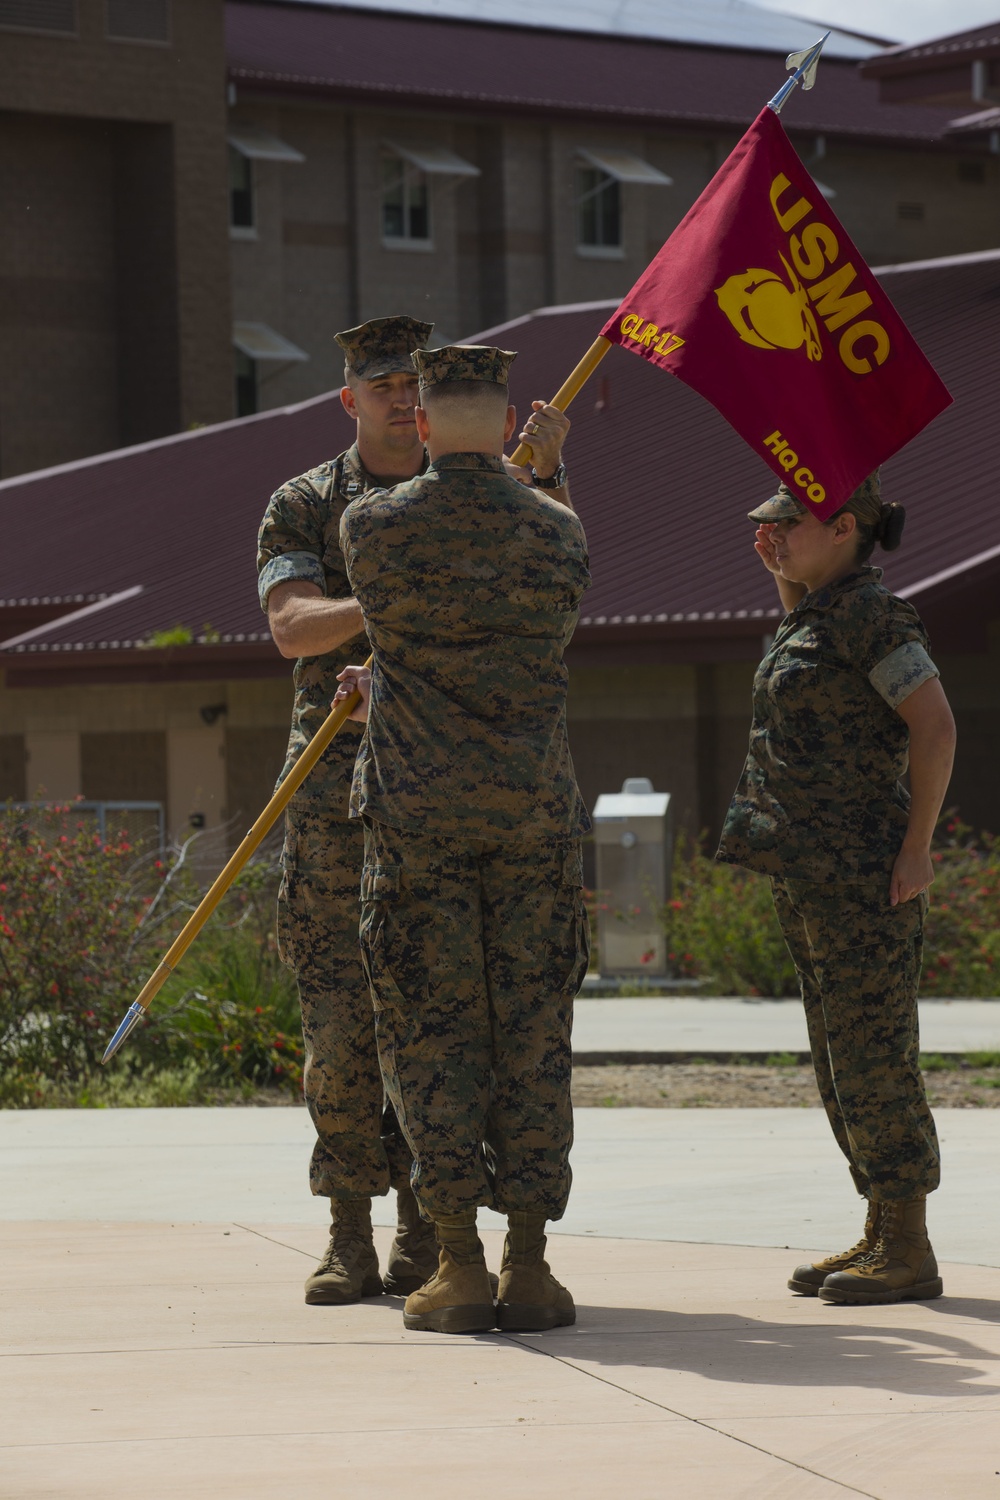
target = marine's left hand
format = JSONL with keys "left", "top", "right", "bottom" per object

{"left": 889, "top": 842, "right": 934, "bottom": 906}
{"left": 504, "top": 401, "right": 569, "bottom": 484}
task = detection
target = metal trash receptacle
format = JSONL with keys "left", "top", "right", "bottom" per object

{"left": 592, "top": 777, "right": 672, "bottom": 977}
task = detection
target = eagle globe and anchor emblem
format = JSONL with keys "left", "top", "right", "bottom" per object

{"left": 715, "top": 254, "right": 823, "bottom": 362}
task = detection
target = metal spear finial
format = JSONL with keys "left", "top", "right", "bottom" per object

{"left": 102, "top": 1001, "right": 146, "bottom": 1065}
{"left": 768, "top": 32, "right": 832, "bottom": 114}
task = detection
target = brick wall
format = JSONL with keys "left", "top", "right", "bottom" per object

{"left": 229, "top": 98, "right": 1000, "bottom": 419}
{"left": 0, "top": 0, "right": 230, "bottom": 475}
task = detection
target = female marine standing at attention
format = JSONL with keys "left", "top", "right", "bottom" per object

{"left": 717, "top": 474, "right": 956, "bottom": 1305}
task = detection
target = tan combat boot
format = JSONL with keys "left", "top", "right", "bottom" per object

{"left": 304, "top": 1198, "right": 383, "bottom": 1305}
{"left": 788, "top": 1201, "right": 883, "bottom": 1296}
{"left": 495, "top": 1210, "right": 575, "bottom": 1332}
{"left": 819, "top": 1197, "right": 943, "bottom": 1305}
{"left": 402, "top": 1209, "right": 496, "bottom": 1334}
{"left": 382, "top": 1182, "right": 440, "bottom": 1296}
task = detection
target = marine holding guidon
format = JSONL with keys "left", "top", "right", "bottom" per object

{"left": 337, "top": 344, "right": 591, "bottom": 1335}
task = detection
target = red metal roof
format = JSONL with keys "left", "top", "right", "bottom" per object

{"left": 2, "top": 249, "right": 997, "bottom": 677}
{"left": 225, "top": 1, "right": 958, "bottom": 143}
{"left": 861, "top": 23, "right": 1000, "bottom": 74}
{"left": 0, "top": 392, "right": 354, "bottom": 678}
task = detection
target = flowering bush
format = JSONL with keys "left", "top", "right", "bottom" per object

{"left": 0, "top": 802, "right": 302, "bottom": 1102}
{"left": 662, "top": 835, "right": 798, "bottom": 996}
{"left": 652, "top": 819, "right": 1000, "bottom": 998}
{"left": 0, "top": 805, "right": 150, "bottom": 1076}
{"left": 921, "top": 819, "right": 1000, "bottom": 996}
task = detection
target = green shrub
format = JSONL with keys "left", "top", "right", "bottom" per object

{"left": 921, "top": 819, "right": 1000, "bottom": 996}
{"left": 651, "top": 816, "right": 1000, "bottom": 999}
{"left": 662, "top": 835, "right": 798, "bottom": 996}
{"left": 0, "top": 804, "right": 151, "bottom": 1077}
{"left": 0, "top": 802, "right": 303, "bottom": 1100}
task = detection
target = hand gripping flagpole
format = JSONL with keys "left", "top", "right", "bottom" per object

{"left": 508, "top": 31, "right": 831, "bottom": 471}
{"left": 102, "top": 656, "right": 373, "bottom": 1064}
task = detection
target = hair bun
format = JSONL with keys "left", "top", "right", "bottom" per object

{"left": 878, "top": 502, "right": 906, "bottom": 552}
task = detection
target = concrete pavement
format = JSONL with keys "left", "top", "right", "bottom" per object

{"left": 572, "top": 996, "right": 1000, "bottom": 1059}
{"left": 3, "top": 1104, "right": 1000, "bottom": 1499}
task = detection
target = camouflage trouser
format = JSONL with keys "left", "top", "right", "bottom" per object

{"left": 277, "top": 813, "right": 411, "bottom": 1200}
{"left": 771, "top": 877, "right": 940, "bottom": 1202}
{"left": 358, "top": 819, "right": 590, "bottom": 1223}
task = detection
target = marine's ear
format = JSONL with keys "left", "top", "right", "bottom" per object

{"left": 831, "top": 510, "right": 858, "bottom": 547}
{"left": 504, "top": 405, "right": 517, "bottom": 443}
{"left": 414, "top": 404, "right": 431, "bottom": 444}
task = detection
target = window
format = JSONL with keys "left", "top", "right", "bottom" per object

{"left": 381, "top": 156, "right": 431, "bottom": 246}
{"left": 0, "top": 0, "right": 76, "bottom": 33}
{"left": 576, "top": 166, "right": 622, "bottom": 255}
{"left": 897, "top": 202, "right": 925, "bottom": 222}
{"left": 106, "top": 0, "right": 169, "bottom": 42}
{"left": 226, "top": 131, "right": 304, "bottom": 237}
{"left": 229, "top": 147, "right": 254, "bottom": 231}
{"left": 233, "top": 323, "right": 309, "bottom": 415}
{"left": 573, "top": 148, "right": 671, "bottom": 259}
{"left": 235, "top": 352, "right": 257, "bottom": 417}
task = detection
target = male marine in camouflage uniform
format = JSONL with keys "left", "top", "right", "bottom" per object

{"left": 718, "top": 477, "right": 955, "bottom": 1305}
{"left": 337, "top": 345, "right": 591, "bottom": 1335}
{"left": 258, "top": 317, "right": 439, "bottom": 1304}
{"left": 258, "top": 317, "right": 575, "bottom": 1306}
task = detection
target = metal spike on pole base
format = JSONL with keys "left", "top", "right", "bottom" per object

{"left": 102, "top": 1001, "right": 146, "bottom": 1065}
{"left": 101, "top": 665, "right": 369, "bottom": 1065}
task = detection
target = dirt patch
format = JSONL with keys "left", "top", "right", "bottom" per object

{"left": 571, "top": 1063, "right": 1000, "bottom": 1109}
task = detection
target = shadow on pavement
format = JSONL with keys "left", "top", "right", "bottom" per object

{"left": 504, "top": 1305, "right": 1000, "bottom": 1400}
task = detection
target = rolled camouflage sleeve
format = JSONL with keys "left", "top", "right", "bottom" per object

{"left": 257, "top": 480, "right": 326, "bottom": 613}
{"left": 258, "top": 551, "right": 326, "bottom": 611}
{"left": 869, "top": 641, "right": 939, "bottom": 708}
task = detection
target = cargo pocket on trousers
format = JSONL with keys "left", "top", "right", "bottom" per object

{"left": 359, "top": 863, "right": 402, "bottom": 992}
{"left": 359, "top": 861, "right": 407, "bottom": 1094}
{"left": 275, "top": 866, "right": 296, "bottom": 970}
{"left": 557, "top": 845, "right": 591, "bottom": 999}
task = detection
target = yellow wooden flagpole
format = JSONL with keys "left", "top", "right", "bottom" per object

{"left": 107, "top": 330, "right": 615, "bottom": 1062}
{"left": 102, "top": 656, "right": 373, "bottom": 1062}
{"left": 508, "top": 336, "right": 612, "bottom": 469}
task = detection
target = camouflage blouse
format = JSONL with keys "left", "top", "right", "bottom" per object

{"left": 256, "top": 443, "right": 386, "bottom": 816}
{"left": 340, "top": 452, "right": 591, "bottom": 841}
{"left": 717, "top": 567, "right": 940, "bottom": 883}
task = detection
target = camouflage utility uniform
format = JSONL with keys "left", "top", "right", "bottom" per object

{"left": 718, "top": 566, "right": 941, "bottom": 1202}
{"left": 341, "top": 443, "right": 592, "bottom": 1223}
{"left": 258, "top": 444, "right": 415, "bottom": 1199}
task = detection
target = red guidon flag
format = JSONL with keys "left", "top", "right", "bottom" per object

{"left": 600, "top": 107, "right": 952, "bottom": 518}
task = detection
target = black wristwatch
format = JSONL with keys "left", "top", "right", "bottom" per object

{"left": 531, "top": 462, "right": 567, "bottom": 490}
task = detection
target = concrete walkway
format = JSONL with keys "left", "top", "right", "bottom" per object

{"left": 3, "top": 1105, "right": 1000, "bottom": 1499}
{"left": 572, "top": 997, "right": 1000, "bottom": 1058}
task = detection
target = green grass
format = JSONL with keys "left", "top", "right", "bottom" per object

{"left": 1, "top": 1061, "right": 260, "bottom": 1109}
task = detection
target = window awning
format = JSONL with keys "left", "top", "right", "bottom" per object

{"left": 233, "top": 323, "right": 309, "bottom": 362}
{"left": 228, "top": 128, "right": 305, "bottom": 164}
{"left": 384, "top": 141, "right": 480, "bottom": 177}
{"left": 576, "top": 148, "right": 672, "bottom": 186}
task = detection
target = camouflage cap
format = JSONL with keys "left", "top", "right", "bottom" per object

{"left": 413, "top": 344, "right": 517, "bottom": 392}
{"left": 747, "top": 482, "right": 806, "bottom": 523}
{"left": 335, "top": 315, "right": 433, "bottom": 379}
{"left": 748, "top": 472, "right": 882, "bottom": 525}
